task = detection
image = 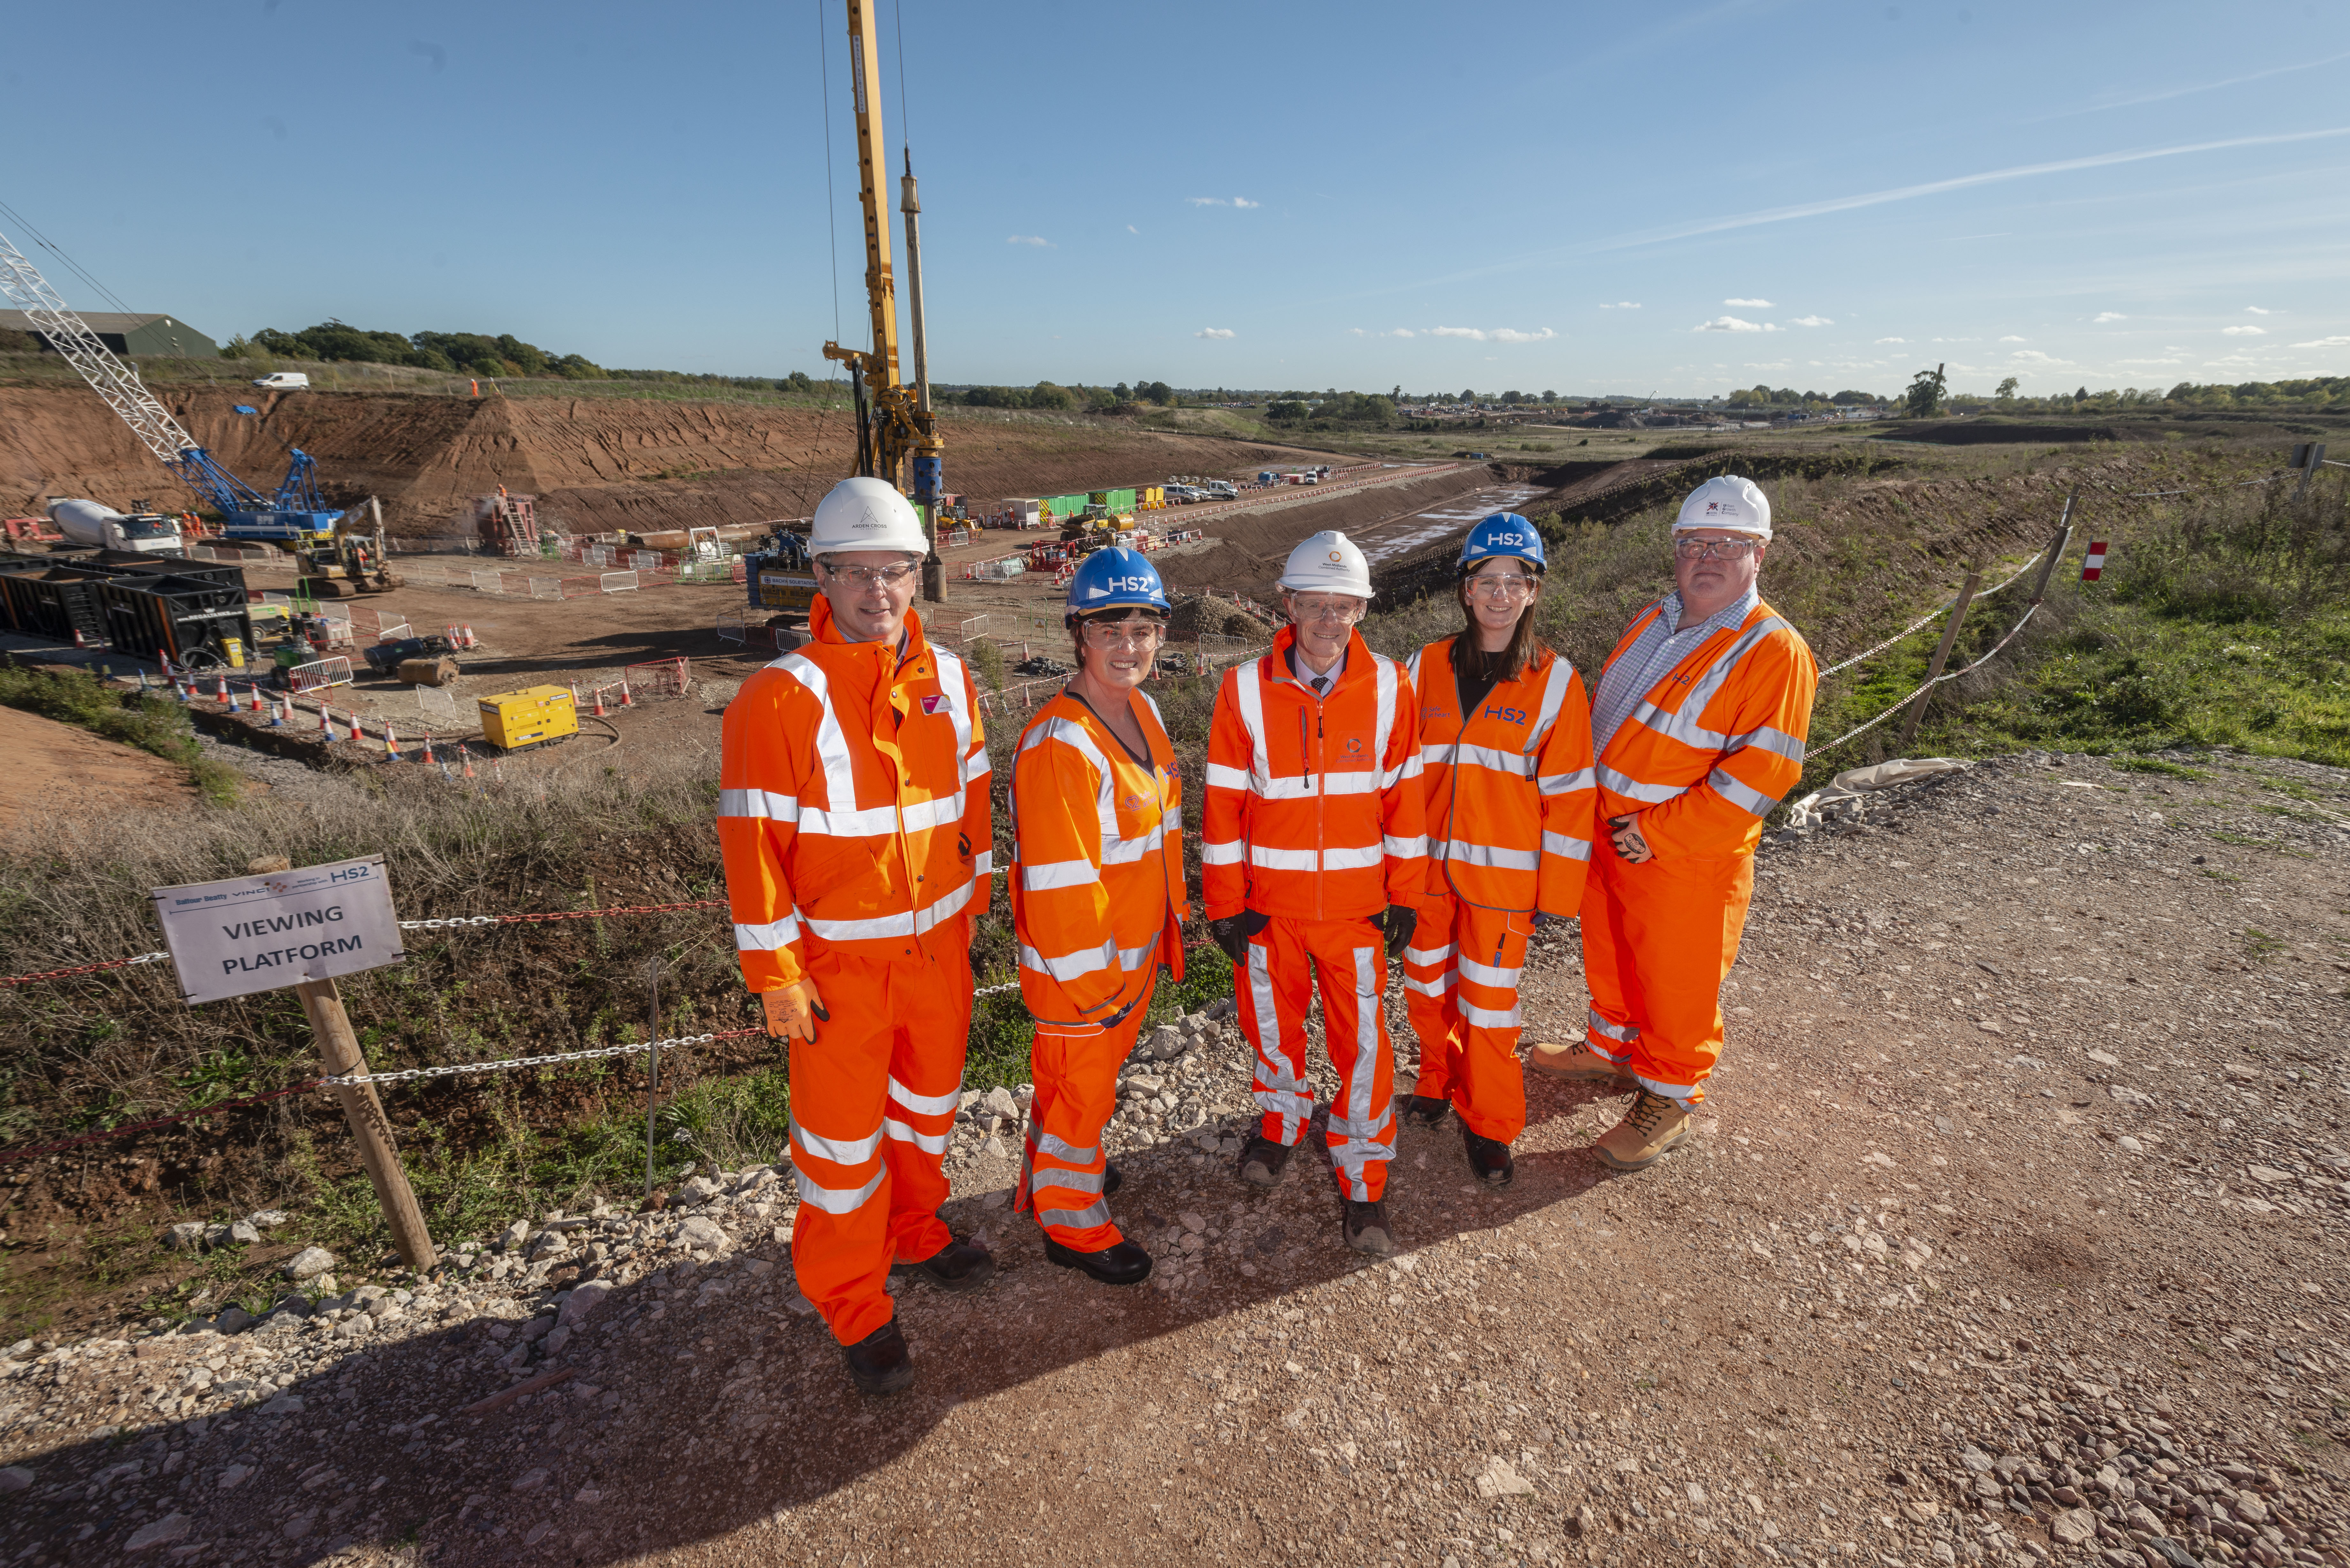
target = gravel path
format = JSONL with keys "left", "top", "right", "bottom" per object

{"left": 1, "top": 748, "right": 2344, "bottom": 1568}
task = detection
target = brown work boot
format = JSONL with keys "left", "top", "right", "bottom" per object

{"left": 1593, "top": 1089, "right": 1694, "bottom": 1171}
{"left": 1528, "top": 1039, "right": 1634, "bottom": 1086}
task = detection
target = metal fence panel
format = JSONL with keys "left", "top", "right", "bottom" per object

{"left": 600, "top": 570, "right": 640, "bottom": 593}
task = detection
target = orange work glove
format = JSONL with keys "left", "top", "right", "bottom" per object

{"left": 761, "top": 979, "right": 830, "bottom": 1044}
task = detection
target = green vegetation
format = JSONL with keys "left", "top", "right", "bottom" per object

{"left": 232, "top": 321, "right": 609, "bottom": 380}
{"left": 0, "top": 665, "right": 242, "bottom": 804}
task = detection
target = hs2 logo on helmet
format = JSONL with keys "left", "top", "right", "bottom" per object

{"left": 1104, "top": 576, "right": 1153, "bottom": 593}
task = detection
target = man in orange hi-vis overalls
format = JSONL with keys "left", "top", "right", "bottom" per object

{"left": 1203, "top": 530, "right": 1426, "bottom": 1258}
{"left": 1544, "top": 475, "right": 1817, "bottom": 1172}
{"left": 718, "top": 477, "right": 995, "bottom": 1396}
{"left": 1402, "top": 514, "right": 1596, "bottom": 1187}
{"left": 1012, "top": 548, "right": 1187, "bottom": 1288}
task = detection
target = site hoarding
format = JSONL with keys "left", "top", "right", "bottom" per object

{"left": 151, "top": 855, "right": 405, "bottom": 1005}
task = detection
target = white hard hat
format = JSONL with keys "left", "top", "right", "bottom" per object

{"left": 1278, "top": 530, "right": 1374, "bottom": 598}
{"left": 1674, "top": 475, "right": 1772, "bottom": 539}
{"left": 809, "top": 476, "right": 927, "bottom": 558}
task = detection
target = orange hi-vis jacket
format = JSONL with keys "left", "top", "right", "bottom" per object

{"left": 1202, "top": 625, "right": 1428, "bottom": 923}
{"left": 1406, "top": 637, "right": 1597, "bottom": 918}
{"left": 1010, "top": 688, "right": 1189, "bottom": 1028}
{"left": 1594, "top": 597, "right": 1818, "bottom": 859}
{"left": 718, "top": 597, "right": 993, "bottom": 991}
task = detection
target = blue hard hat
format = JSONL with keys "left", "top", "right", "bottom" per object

{"left": 1064, "top": 546, "right": 1170, "bottom": 625}
{"left": 1459, "top": 513, "right": 1546, "bottom": 572}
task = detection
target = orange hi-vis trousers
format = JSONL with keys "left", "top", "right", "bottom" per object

{"left": 1403, "top": 888, "right": 1532, "bottom": 1143}
{"left": 1238, "top": 915, "right": 1396, "bottom": 1201}
{"left": 1020, "top": 970, "right": 1157, "bottom": 1252}
{"left": 786, "top": 931, "right": 971, "bottom": 1347}
{"left": 1577, "top": 832, "right": 1755, "bottom": 1107}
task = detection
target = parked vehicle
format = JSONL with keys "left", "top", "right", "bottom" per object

{"left": 251, "top": 372, "right": 310, "bottom": 390}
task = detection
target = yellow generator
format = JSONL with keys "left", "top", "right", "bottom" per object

{"left": 477, "top": 685, "right": 579, "bottom": 752}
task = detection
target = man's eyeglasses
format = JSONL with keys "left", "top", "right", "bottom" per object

{"left": 1465, "top": 574, "right": 1537, "bottom": 600}
{"left": 1081, "top": 622, "right": 1167, "bottom": 650}
{"left": 823, "top": 561, "right": 920, "bottom": 588}
{"left": 1673, "top": 537, "right": 1761, "bottom": 561}
{"left": 1289, "top": 596, "right": 1365, "bottom": 624}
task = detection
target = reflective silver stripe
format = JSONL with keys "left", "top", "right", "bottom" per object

{"left": 1101, "top": 825, "right": 1164, "bottom": 866}
{"left": 1326, "top": 1103, "right": 1394, "bottom": 1139}
{"left": 1200, "top": 838, "right": 1244, "bottom": 865}
{"left": 1028, "top": 1128, "right": 1099, "bottom": 1164}
{"left": 1040, "top": 1201, "right": 1110, "bottom": 1230}
{"left": 1234, "top": 659, "right": 1272, "bottom": 793}
{"left": 791, "top": 1116, "right": 883, "bottom": 1166}
{"left": 1406, "top": 646, "right": 1422, "bottom": 686}
{"left": 1401, "top": 941, "right": 1456, "bottom": 966}
{"left": 1403, "top": 971, "right": 1450, "bottom": 998}
{"left": 1622, "top": 615, "right": 1793, "bottom": 751}
{"left": 1537, "top": 766, "right": 1597, "bottom": 795}
{"left": 1205, "top": 762, "right": 1252, "bottom": 792}
{"left": 718, "top": 786, "right": 798, "bottom": 822}
{"left": 1331, "top": 944, "right": 1389, "bottom": 1202}
{"left": 883, "top": 1117, "right": 948, "bottom": 1155}
{"left": 796, "top": 793, "right": 963, "bottom": 839}
{"left": 1019, "top": 713, "right": 1119, "bottom": 855}
{"left": 1381, "top": 752, "right": 1424, "bottom": 790}
{"left": 1031, "top": 1165, "right": 1105, "bottom": 1195}
{"left": 1727, "top": 723, "right": 1807, "bottom": 762}
{"left": 1708, "top": 765, "right": 1780, "bottom": 818}
{"left": 1587, "top": 1008, "right": 1640, "bottom": 1044}
{"left": 794, "top": 1164, "right": 885, "bottom": 1215}
{"left": 734, "top": 915, "right": 801, "bottom": 951}
{"left": 775, "top": 652, "right": 860, "bottom": 818}
{"left": 1542, "top": 831, "right": 1593, "bottom": 862}
{"left": 1322, "top": 843, "right": 1385, "bottom": 871}
{"left": 1020, "top": 934, "right": 1119, "bottom": 983}
{"left": 932, "top": 644, "right": 976, "bottom": 790}
{"left": 1254, "top": 1085, "right": 1314, "bottom": 1119}
{"left": 1252, "top": 770, "right": 1382, "bottom": 801}
{"left": 1463, "top": 999, "right": 1521, "bottom": 1030}
{"left": 1383, "top": 833, "right": 1429, "bottom": 858}
{"left": 1372, "top": 654, "right": 1399, "bottom": 781}
{"left": 1582, "top": 1033, "right": 1629, "bottom": 1065}
{"left": 965, "top": 750, "right": 993, "bottom": 783}
{"left": 1118, "top": 938, "right": 1161, "bottom": 971}
{"left": 1523, "top": 655, "right": 1573, "bottom": 755}
{"left": 1250, "top": 844, "right": 1320, "bottom": 871}
{"left": 1429, "top": 741, "right": 1529, "bottom": 775}
{"left": 888, "top": 1075, "right": 962, "bottom": 1116}
{"left": 800, "top": 874, "right": 977, "bottom": 942}
{"left": 972, "top": 848, "right": 995, "bottom": 875}
{"left": 1022, "top": 858, "right": 1099, "bottom": 892}
{"left": 1455, "top": 954, "right": 1522, "bottom": 988}
{"left": 1634, "top": 1073, "right": 1696, "bottom": 1106}
{"left": 1434, "top": 839, "right": 1538, "bottom": 871}
{"left": 1596, "top": 764, "right": 1685, "bottom": 805}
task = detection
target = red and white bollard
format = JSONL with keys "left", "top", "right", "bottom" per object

{"left": 461, "top": 749, "right": 477, "bottom": 780}
{"left": 592, "top": 686, "right": 607, "bottom": 718}
{"left": 214, "top": 675, "right": 230, "bottom": 703}
{"left": 320, "top": 706, "right": 335, "bottom": 742}
{"left": 420, "top": 733, "right": 435, "bottom": 765}
{"left": 618, "top": 682, "right": 633, "bottom": 709}
{"left": 384, "top": 723, "right": 401, "bottom": 761}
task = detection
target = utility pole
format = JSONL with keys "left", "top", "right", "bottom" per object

{"left": 901, "top": 148, "right": 946, "bottom": 604}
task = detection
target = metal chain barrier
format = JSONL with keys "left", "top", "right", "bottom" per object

{"left": 0, "top": 950, "right": 173, "bottom": 989}
{"left": 1806, "top": 599, "right": 2044, "bottom": 761}
{"left": 323, "top": 1027, "right": 762, "bottom": 1087}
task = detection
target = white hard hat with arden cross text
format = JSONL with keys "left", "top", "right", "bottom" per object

{"left": 1674, "top": 475, "right": 1772, "bottom": 540}
{"left": 1278, "top": 530, "right": 1375, "bottom": 598}
{"left": 809, "top": 476, "right": 928, "bottom": 558}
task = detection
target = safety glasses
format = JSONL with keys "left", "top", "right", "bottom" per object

{"left": 823, "top": 561, "right": 920, "bottom": 588}
{"left": 1673, "top": 538, "right": 1761, "bottom": 561}
{"left": 1288, "top": 596, "right": 1365, "bottom": 624}
{"left": 1081, "top": 622, "right": 1167, "bottom": 650}
{"left": 1464, "top": 573, "right": 1537, "bottom": 600}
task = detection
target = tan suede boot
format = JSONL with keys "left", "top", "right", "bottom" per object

{"left": 1593, "top": 1089, "right": 1694, "bottom": 1171}
{"left": 1527, "top": 1039, "right": 1634, "bottom": 1086}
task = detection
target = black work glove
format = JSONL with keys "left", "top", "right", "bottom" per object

{"left": 1533, "top": 911, "right": 1566, "bottom": 930}
{"left": 1376, "top": 903, "right": 1416, "bottom": 958}
{"left": 1209, "top": 910, "right": 1268, "bottom": 965}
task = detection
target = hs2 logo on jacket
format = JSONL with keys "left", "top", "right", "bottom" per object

{"left": 1483, "top": 705, "right": 1528, "bottom": 726}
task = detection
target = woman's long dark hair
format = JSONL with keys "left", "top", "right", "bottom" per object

{"left": 1453, "top": 565, "right": 1547, "bottom": 685}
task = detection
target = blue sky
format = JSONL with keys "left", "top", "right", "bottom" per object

{"left": 8, "top": 1, "right": 2346, "bottom": 398}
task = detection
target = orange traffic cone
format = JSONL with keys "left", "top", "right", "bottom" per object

{"left": 618, "top": 682, "right": 633, "bottom": 709}
{"left": 214, "top": 675, "right": 230, "bottom": 703}
{"left": 462, "top": 749, "right": 476, "bottom": 780}
{"left": 592, "top": 686, "right": 607, "bottom": 718}
{"left": 384, "top": 724, "right": 401, "bottom": 761}
{"left": 420, "top": 733, "right": 435, "bottom": 765}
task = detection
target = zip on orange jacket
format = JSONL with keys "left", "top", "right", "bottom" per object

{"left": 1202, "top": 625, "right": 1426, "bottom": 1198}
{"left": 1581, "top": 596, "right": 1816, "bottom": 1104}
{"left": 1402, "top": 636, "right": 1596, "bottom": 1141}
{"left": 717, "top": 596, "right": 992, "bottom": 1348}
{"left": 1010, "top": 687, "right": 1188, "bottom": 1250}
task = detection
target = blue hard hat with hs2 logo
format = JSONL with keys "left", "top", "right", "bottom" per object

{"left": 1458, "top": 512, "right": 1546, "bottom": 573}
{"left": 1064, "top": 546, "right": 1171, "bottom": 625}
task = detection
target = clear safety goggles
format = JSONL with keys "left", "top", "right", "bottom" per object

{"left": 823, "top": 561, "right": 920, "bottom": 588}
{"left": 1464, "top": 572, "right": 1538, "bottom": 600}
{"left": 1288, "top": 596, "right": 1365, "bottom": 624}
{"left": 1673, "top": 537, "right": 1762, "bottom": 561}
{"left": 1081, "top": 620, "right": 1168, "bottom": 650}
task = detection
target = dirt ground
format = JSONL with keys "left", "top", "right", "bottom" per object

{"left": 3, "top": 747, "right": 2344, "bottom": 1568}
{"left": 0, "top": 703, "right": 196, "bottom": 832}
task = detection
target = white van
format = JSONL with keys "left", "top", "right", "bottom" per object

{"left": 251, "top": 372, "right": 310, "bottom": 390}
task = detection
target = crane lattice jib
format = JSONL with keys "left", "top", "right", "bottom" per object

{"left": 0, "top": 227, "right": 265, "bottom": 511}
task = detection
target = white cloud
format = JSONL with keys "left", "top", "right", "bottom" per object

{"left": 1724, "top": 298, "right": 1775, "bottom": 308}
{"left": 1743, "top": 362, "right": 1791, "bottom": 372}
{"left": 2291, "top": 335, "right": 2350, "bottom": 348}
{"left": 1874, "top": 336, "right": 1907, "bottom": 344}
{"left": 1386, "top": 328, "right": 1415, "bottom": 338}
{"left": 1489, "top": 327, "right": 1557, "bottom": 343}
{"left": 1431, "top": 326, "right": 1486, "bottom": 339}
{"left": 2222, "top": 325, "right": 2266, "bottom": 336}
{"left": 2092, "top": 311, "right": 2127, "bottom": 323}
{"left": 1188, "top": 196, "right": 1258, "bottom": 207}
{"left": 1998, "top": 335, "right": 2027, "bottom": 343}
{"left": 2010, "top": 349, "right": 2072, "bottom": 365}
{"left": 1598, "top": 301, "right": 1641, "bottom": 309}
{"left": 1789, "top": 315, "right": 1834, "bottom": 327}
{"left": 1698, "top": 316, "right": 1779, "bottom": 334}
{"left": 1006, "top": 235, "right": 1051, "bottom": 247}
{"left": 1126, "top": 224, "right": 1139, "bottom": 234}
{"left": 2245, "top": 306, "right": 2270, "bottom": 314}
{"left": 1232, "top": 197, "right": 1260, "bottom": 208}
{"left": 1347, "top": 328, "right": 1367, "bottom": 336}
{"left": 1195, "top": 328, "right": 1236, "bottom": 340}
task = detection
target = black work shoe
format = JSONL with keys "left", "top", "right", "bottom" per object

{"left": 1043, "top": 1237, "right": 1153, "bottom": 1286}
{"left": 1343, "top": 1198, "right": 1398, "bottom": 1257}
{"left": 841, "top": 1320, "right": 914, "bottom": 1395}
{"left": 889, "top": 1236, "right": 996, "bottom": 1292}
{"left": 1401, "top": 1093, "right": 1452, "bottom": 1128}
{"left": 1237, "top": 1133, "right": 1293, "bottom": 1189}
{"left": 1463, "top": 1127, "right": 1515, "bottom": 1187}
{"left": 1102, "top": 1161, "right": 1124, "bottom": 1198}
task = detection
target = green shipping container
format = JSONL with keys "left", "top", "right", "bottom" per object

{"left": 1048, "top": 493, "right": 1091, "bottom": 517}
{"left": 1104, "top": 487, "right": 1137, "bottom": 511}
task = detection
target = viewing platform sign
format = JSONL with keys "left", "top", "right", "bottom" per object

{"left": 152, "top": 854, "right": 405, "bottom": 1005}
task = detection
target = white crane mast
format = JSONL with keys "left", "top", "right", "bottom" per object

{"left": 0, "top": 225, "right": 202, "bottom": 472}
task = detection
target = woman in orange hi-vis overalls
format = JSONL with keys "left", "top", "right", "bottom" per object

{"left": 1560, "top": 475, "right": 1817, "bottom": 1173}
{"left": 719, "top": 478, "right": 995, "bottom": 1397}
{"left": 1401, "top": 514, "right": 1596, "bottom": 1187}
{"left": 1010, "top": 547, "right": 1187, "bottom": 1287}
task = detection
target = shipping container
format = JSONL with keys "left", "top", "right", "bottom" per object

{"left": 0, "top": 561, "right": 112, "bottom": 644}
{"left": 94, "top": 573, "right": 256, "bottom": 667}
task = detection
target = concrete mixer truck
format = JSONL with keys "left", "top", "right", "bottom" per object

{"left": 45, "top": 499, "right": 185, "bottom": 555}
